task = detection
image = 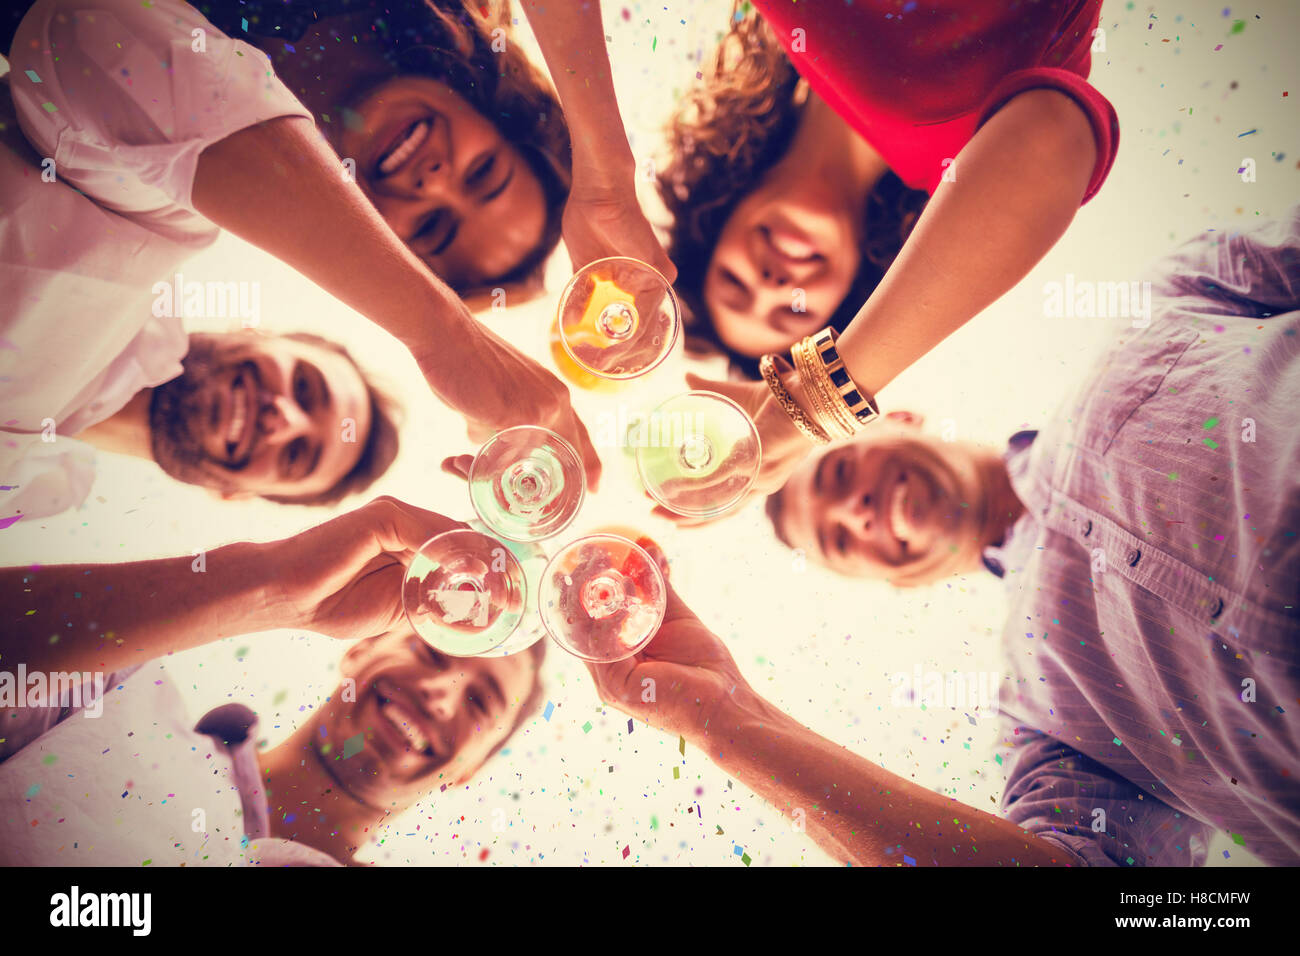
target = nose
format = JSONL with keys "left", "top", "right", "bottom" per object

{"left": 829, "top": 493, "right": 874, "bottom": 534}
{"left": 257, "top": 394, "right": 311, "bottom": 444}
{"left": 413, "top": 671, "right": 463, "bottom": 725}
{"left": 370, "top": 158, "right": 468, "bottom": 240}
{"left": 399, "top": 150, "right": 474, "bottom": 214}
{"left": 749, "top": 229, "right": 822, "bottom": 288}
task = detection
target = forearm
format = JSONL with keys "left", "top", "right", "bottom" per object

{"left": 701, "top": 689, "right": 1066, "bottom": 866}
{"left": 520, "top": 0, "right": 634, "bottom": 182}
{"left": 192, "top": 116, "right": 466, "bottom": 361}
{"left": 838, "top": 89, "right": 1098, "bottom": 396}
{"left": 1, "top": 544, "right": 285, "bottom": 675}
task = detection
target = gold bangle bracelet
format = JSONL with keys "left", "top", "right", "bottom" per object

{"left": 811, "top": 328, "right": 881, "bottom": 427}
{"left": 792, "top": 337, "right": 855, "bottom": 439}
{"left": 760, "top": 354, "right": 830, "bottom": 445}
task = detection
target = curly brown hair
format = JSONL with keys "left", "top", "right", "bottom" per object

{"left": 187, "top": 0, "right": 571, "bottom": 302}
{"left": 657, "top": 3, "right": 928, "bottom": 379}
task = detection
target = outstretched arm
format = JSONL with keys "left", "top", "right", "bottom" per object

{"left": 518, "top": 0, "right": 675, "bottom": 279}
{"left": 586, "top": 590, "right": 1067, "bottom": 866}
{"left": 2, "top": 498, "right": 461, "bottom": 676}
{"left": 836, "top": 88, "right": 1098, "bottom": 395}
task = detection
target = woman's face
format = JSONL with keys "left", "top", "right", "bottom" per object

{"left": 704, "top": 169, "right": 862, "bottom": 357}
{"left": 336, "top": 76, "right": 548, "bottom": 290}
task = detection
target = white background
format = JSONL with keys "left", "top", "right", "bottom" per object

{"left": 2, "top": 0, "right": 1296, "bottom": 866}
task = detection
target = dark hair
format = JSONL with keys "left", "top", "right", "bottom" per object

{"left": 657, "top": 2, "right": 928, "bottom": 379}
{"left": 261, "top": 332, "right": 402, "bottom": 507}
{"left": 191, "top": 0, "right": 571, "bottom": 298}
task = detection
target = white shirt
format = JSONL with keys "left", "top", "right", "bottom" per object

{"left": 0, "top": 667, "right": 339, "bottom": 866}
{"left": 0, "top": 0, "right": 311, "bottom": 522}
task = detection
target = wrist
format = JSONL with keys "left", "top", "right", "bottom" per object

{"left": 403, "top": 295, "right": 477, "bottom": 382}
{"left": 692, "top": 682, "right": 783, "bottom": 751}
{"left": 570, "top": 147, "right": 636, "bottom": 197}
{"left": 224, "top": 540, "right": 305, "bottom": 634}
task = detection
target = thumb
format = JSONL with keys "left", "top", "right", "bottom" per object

{"left": 357, "top": 497, "right": 468, "bottom": 557}
{"left": 440, "top": 455, "right": 473, "bottom": 481}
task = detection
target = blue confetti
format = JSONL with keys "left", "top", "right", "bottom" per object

{"left": 543, "top": 700, "right": 554, "bottom": 721}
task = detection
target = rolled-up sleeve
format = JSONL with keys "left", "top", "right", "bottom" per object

{"left": 999, "top": 726, "right": 1211, "bottom": 867}
{"left": 976, "top": 67, "right": 1119, "bottom": 204}
{"left": 7, "top": 0, "right": 311, "bottom": 232}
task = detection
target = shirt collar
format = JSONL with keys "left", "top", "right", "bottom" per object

{"left": 981, "top": 430, "right": 1038, "bottom": 578}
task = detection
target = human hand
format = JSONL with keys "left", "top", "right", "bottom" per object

{"left": 582, "top": 585, "right": 750, "bottom": 744}
{"left": 563, "top": 175, "right": 676, "bottom": 283}
{"left": 411, "top": 308, "right": 602, "bottom": 491}
{"left": 263, "top": 497, "right": 466, "bottom": 643}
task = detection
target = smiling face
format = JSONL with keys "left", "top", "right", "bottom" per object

{"left": 703, "top": 162, "right": 863, "bottom": 358}
{"left": 322, "top": 631, "right": 539, "bottom": 807}
{"left": 772, "top": 421, "right": 998, "bottom": 584}
{"left": 149, "top": 332, "right": 371, "bottom": 500}
{"left": 336, "top": 76, "right": 548, "bottom": 289}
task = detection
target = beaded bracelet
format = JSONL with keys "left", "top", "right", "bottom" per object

{"left": 759, "top": 354, "right": 830, "bottom": 445}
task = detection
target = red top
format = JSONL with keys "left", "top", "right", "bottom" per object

{"left": 753, "top": 0, "right": 1119, "bottom": 202}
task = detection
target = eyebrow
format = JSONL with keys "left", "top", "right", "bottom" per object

{"left": 814, "top": 454, "right": 831, "bottom": 494}
{"left": 310, "top": 362, "right": 331, "bottom": 415}
{"left": 716, "top": 268, "right": 751, "bottom": 312}
{"left": 304, "top": 441, "right": 323, "bottom": 479}
{"left": 767, "top": 305, "right": 810, "bottom": 332}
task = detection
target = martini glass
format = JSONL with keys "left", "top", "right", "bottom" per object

{"left": 468, "top": 426, "right": 585, "bottom": 542}
{"left": 402, "top": 528, "right": 530, "bottom": 657}
{"left": 555, "top": 257, "right": 680, "bottom": 381}
{"left": 538, "top": 534, "right": 667, "bottom": 663}
{"left": 635, "top": 391, "right": 762, "bottom": 518}
{"left": 470, "top": 523, "right": 548, "bottom": 658}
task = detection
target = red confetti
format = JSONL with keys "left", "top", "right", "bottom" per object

{"left": 622, "top": 845, "right": 630, "bottom": 859}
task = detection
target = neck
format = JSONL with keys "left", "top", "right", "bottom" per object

{"left": 976, "top": 453, "right": 1026, "bottom": 550}
{"left": 258, "top": 720, "right": 392, "bottom": 865}
{"left": 77, "top": 390, "right": 155, "bottom": 462}
{"left": 782, "top": 90, "right": 890, "bottom": 213}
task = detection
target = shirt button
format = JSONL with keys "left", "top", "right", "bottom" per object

{"left": 1081, "top": 520, "right": 1093, "bottom": 538}
{"left": 1126, "top": 549, "right": 1141, "bottom": 567}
